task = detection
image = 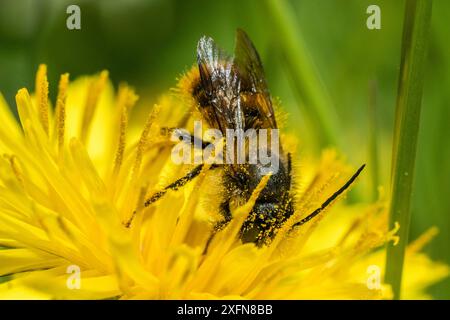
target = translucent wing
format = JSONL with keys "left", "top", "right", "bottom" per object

{"left": 197, "top": 36, "right": 244, "bottom": 132}
{"left": 234, "top": 29, "right": 277, "bottom": 129}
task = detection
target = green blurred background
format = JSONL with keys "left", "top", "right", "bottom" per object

{"left": 0, "top": 0, "right": 448, "bottom": 298}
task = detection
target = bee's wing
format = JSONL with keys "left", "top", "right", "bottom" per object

{"left": 197, "top": 36, "right": 244, "bottom": 132}
{"left": 234, "top": 29, "right": 277, "bottom": 129}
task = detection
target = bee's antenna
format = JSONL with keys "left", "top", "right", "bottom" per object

{"left": 292, "top": 164, "right": 366, "bottom": 228}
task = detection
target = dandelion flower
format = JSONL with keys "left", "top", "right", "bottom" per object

{"left": 0, "top": 65, "right": 447, "bottom": 300}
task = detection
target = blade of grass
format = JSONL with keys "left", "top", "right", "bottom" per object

{"left": 385, "top": 0, "right": 433, "bottom": 300}
{"left": 262, "top": 0, "right": 341, "bottom": 148}
{"left": 368, "top": 80, "right": 380, "bottom": 202}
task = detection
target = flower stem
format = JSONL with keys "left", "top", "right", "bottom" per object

{"left": 262, "top": 0, "right": 341, "bottom": 148}
{"left": 385, "top": 0, "right": 433, "bottom": 300}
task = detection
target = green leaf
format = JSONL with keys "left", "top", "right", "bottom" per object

{"left": 385, "top": 0, "right": 433, "bottom": 300}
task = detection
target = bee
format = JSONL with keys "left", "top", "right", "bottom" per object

{"left": 138, "top": 29, "right": 365, "bottom": 250}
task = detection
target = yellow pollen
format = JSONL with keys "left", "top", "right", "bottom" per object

{"left": 122, "top": 104, "right": 161, "bottom": 225}
{"left": 113, "top": 84, "right": 138, "bottom": 177}
{"left": 233, "top": 174, "right": 271, "bottom": 220}
{"left": 55, "top": 73, "right": 69, "bottom": 159}
{"left": 35, "top": 64, "right": 49, "bottom": 135}
{"left": 132, "top": 104, "right": 160, "bottom": 181}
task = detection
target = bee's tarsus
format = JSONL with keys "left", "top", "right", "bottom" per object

{"left": 126, "top": 165, "right": 207, "bottom": 228}
{"left": 144, "top": 190, "right": 166, "bottom": 207}
{"left": 287, "top": 153, "right": 292, "bottom": 187}
{"left": 143, "top": 164, "right": 205, "bottom": 208}
{"left": 123, "top": 210, "right": 137, "bottom": 228}
{"left": 143, "top": 163, "right": 221, "bottom": 208}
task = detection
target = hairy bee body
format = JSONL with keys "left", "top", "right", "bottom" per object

{"left": 189, "top": 30, "right": 295, "bottom": 245}
{"left": 138, "top": 30, "right": 364, "bottom": 249}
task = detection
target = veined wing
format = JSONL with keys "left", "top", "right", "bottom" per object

{"left": 197, "top": 36, "right": 244, "bottom": 132}
{"left": 234, "top": 29, "right": 277, "bottom": 129}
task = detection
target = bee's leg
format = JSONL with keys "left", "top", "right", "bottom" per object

{"left": 203, "top": 201, "right": 232, "bottom": 255}
{"left": 160, "top": 127, "right": 211, "bottom": 149}
{"left": 287, "top": 153, "right": 292, "bottom": 187}
{"left": 292, "top": 164, "right": 366, "bottom": 228}
{"left": 124, "top": 164, "right": 218, "bottom": 227}
{"left": 144, "top": 164, "right": 220, "bottom": 207}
